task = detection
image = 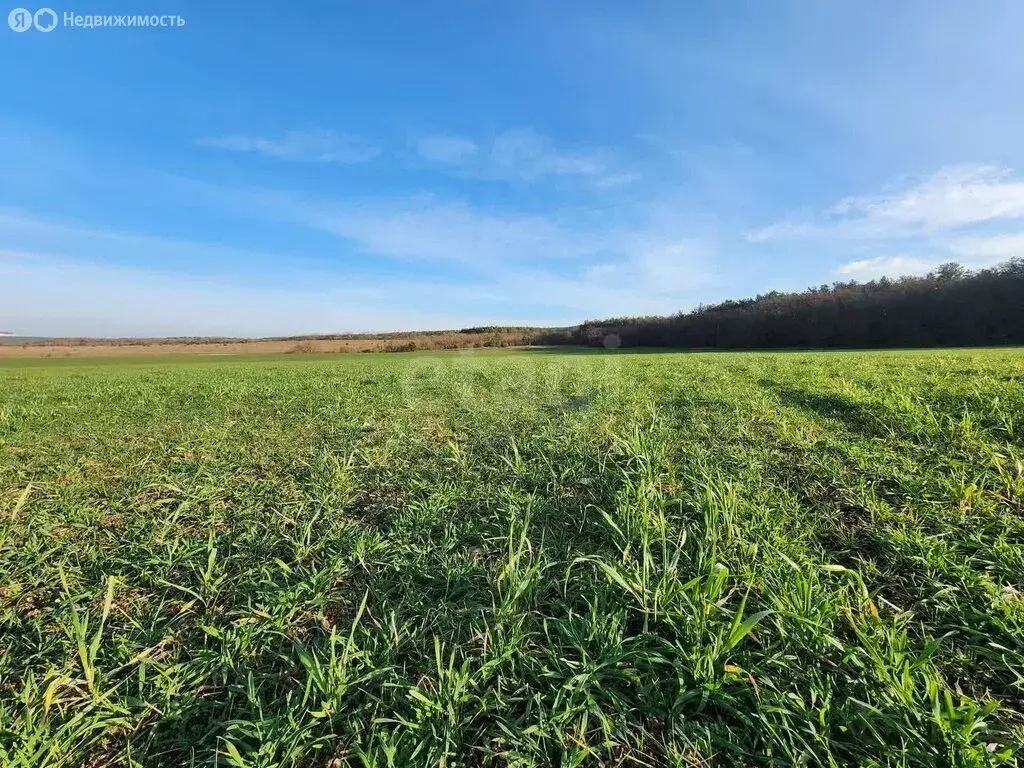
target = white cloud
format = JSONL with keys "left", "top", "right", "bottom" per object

{"left": 836, "top": 255, "right": 942, "bottom": 280}
{"left": 827, "top": 165, "right": 1024, "bottom": 236}
{"left": 949, "top": 232, "right": 1024, "bottom": 260}
{"left": 752, "top": 165, "right": 1024, "bottom": 242}
{"left": 198, "top": 130, "right": 378, "bottom": 163}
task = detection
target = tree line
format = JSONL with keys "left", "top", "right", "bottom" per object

{"left": 17, "top": 260, "right": 1021, "bottom": 354}
{"left": 563, "top": 259, "right": 1024, "bottom": 350}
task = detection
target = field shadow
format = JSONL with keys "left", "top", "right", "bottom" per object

{"left": 765, "top": 379, "right": 1023, "bottom": 448}
{"left": 760, "top": 380, "right": 892, "bottom": 440}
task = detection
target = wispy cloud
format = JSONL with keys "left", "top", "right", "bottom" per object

{"left": 490, "top": 128, "right": 604, "bottom": 179}
{"left": 751, "top": 165, "right": 1024, "bottom": 242}
{"left": 579, "top": 241, "right": 713, "bottom": 297}
{"left": 272, "top": 194, "right": 714, "bottom": 313}
{"left": 750, "top": 165, "right": 1024, "bottom": 282}
{"left": 414, "top": 128, "right": 634, "bottom": 185}
{"left": 0, "top": 208, "right": 309, "bottom": 280}
{"left": 197, "top": 126, "right": 637, "bottom": 186}
{"left": 210, "top": 183, "right": 711, "bottom": 289}
{"left": 826, "top": 165, "right": 1024, "bottom": 237}
{"left": 836, "top": 255, "right": 943, "bottom": 280}
{"left": 309, "top": 200, "right": 581, "bottom": 266}
{"left": 0, "top": 249, "right": 478, "bottom": 337}
{"left": 197, "top": 130, "right": 378, "bottom": 163}
{"left": 0, "top": 200, "right": 715, "bottom": 336}
{"left": 949, "top": 232, "right": 1024, "bottom": 260}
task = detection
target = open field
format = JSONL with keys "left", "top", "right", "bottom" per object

{"left": 0, "top": 339, "right": 385, "bottom": 359}
{"left": 0, "top": 329, "right": 562, "bottom": 359}
{"left": 2, "top": 348, "right": 1024, "bottom": 766}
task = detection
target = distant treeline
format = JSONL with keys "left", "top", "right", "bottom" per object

{"left": 570, "top": 259, "right": 1024, "bottom": 350}
{"left": 15, "top": 260, "right": 1023, "bottom": 355}
{"left": 21, "top": 327, "right": 572, "bottom": 350}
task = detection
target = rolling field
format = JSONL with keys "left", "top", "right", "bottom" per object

{"left": 2, "top": 348, "right": 1024, "bottom": 767}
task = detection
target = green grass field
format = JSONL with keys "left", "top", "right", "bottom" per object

{"left": 2, "top": 348, "right": 1024, "bottom": 767}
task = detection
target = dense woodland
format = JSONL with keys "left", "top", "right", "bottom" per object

{"left": 568, "top": 258, "right": 1024, "bottom": 350}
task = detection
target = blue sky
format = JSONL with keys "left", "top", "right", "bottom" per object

{"left": 3, "top": 0, "right": 1024, "bottom": 336}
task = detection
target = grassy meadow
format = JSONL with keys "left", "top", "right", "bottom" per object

{"left": 1, "top": 347, "right": 1024, "bottom": 766}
